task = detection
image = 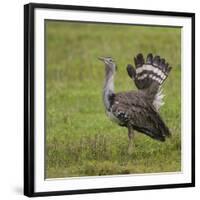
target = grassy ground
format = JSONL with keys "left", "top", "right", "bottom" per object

{"left": 45, "top": 21, "right": 181, "bottom": 178}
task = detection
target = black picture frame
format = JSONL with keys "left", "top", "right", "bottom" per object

{"left": 24, "top": 3, "right": 195, "bottom": 197}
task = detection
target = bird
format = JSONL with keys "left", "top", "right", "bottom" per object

{"left": 98, "top": 53, "right": 172, "bottom": 153}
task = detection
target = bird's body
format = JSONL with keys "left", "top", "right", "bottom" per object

{"left": 106, "top": 90, "right": 170, "bottom": 141}
{"left": 98, "top": 54, "right": 172, "bottom": 153}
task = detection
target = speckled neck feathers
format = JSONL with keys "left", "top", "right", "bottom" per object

{"left": 103, "top": 66, "right": 115, "bottom": 111}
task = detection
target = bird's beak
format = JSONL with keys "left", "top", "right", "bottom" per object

{"left": 98, "top": 56, "right": 105, "bottom": 62}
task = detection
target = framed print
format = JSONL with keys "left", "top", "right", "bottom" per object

{"left": 24, "top": 3, "right": 195, "bottom": 197}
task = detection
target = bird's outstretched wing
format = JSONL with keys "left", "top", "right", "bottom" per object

{"left": 127, "top": 53, "right": 172, "bottom": 94}
{"left": 111, "top": 91, "right": 171, "bottom": 141}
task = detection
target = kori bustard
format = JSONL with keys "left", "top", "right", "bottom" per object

{"left": 98, "top": 53, "right": 172, "bottom": 153}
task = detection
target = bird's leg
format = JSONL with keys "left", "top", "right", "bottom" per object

{"left": 128, "top": 127, "right": 135, "bottom": 154}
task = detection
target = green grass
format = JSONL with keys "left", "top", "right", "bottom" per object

{"left": 45, "top": 21, "right": 181, "bottom": 178}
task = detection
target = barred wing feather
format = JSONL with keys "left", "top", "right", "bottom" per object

{"left": 127, "top": 53, "right": 172, "bottom": 90}
{"left": 127, "top": 53, "right": 172, "bottom": 111}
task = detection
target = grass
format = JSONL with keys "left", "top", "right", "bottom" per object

{"left": 45, "top": 21, "right": 181, "bottom": 178}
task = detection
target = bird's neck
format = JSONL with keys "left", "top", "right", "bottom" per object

{"left": 103, "top": 68, "right": 115, "bottom": 110}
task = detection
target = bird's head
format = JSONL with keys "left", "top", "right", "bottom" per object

{"left": 98, "top": 56, "right": 117, "bottom": 73}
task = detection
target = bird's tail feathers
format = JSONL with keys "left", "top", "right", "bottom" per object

{"left": 127, "top": 53, "right": 172, "bottom": 90}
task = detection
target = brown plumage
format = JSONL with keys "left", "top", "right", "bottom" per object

{"left": 98, "top": 53, "right": 172, "bottom": 153}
